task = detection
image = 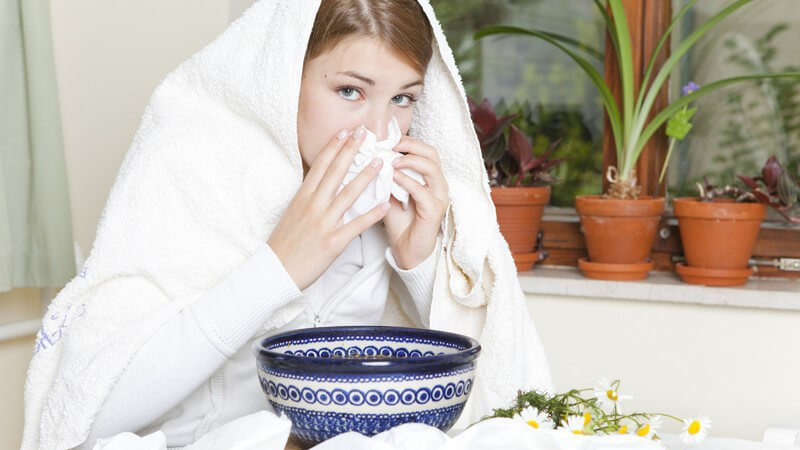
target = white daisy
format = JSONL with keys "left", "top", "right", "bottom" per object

{"left": 633, "top": 415, "right": 662, "bottom": 439}
{"left": 593, "top": 377, "right": 633, "bottom": 412}
{"left": 558, "top": 415, "right": 587, "bottom": 435}
{"left": 680, "top": 415, "right": 711, "bottom": 445}
{"left": 514, "top": 406, "right": 554, "bottom": 430}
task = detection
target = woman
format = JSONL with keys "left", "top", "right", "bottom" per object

{"left": 23, "top": 1, "right": 554, "bottom": 449}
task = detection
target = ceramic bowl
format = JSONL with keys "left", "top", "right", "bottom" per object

{"left": 253, "top": 326, "right": 481, "bottom": 445}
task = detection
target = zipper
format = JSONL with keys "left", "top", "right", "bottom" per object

{"left": 311, "top": 257, "right": 387, "bottom": 327}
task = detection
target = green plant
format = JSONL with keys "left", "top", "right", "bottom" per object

{"left": 475, "top": 0, "right": 800, "bottom": 199}
{"left": 468, "top": 97, "right": 563, "bottom": 187}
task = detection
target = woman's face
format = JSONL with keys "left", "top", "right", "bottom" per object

{"left": 297, "top": 34, "right": 424, "bottom": 173}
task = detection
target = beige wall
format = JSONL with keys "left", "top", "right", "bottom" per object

{"left": 0, "top": 289, "right": 44, "bottom": 450}
{"left": 0, "top": 2, "right": 231, "bottom": 448}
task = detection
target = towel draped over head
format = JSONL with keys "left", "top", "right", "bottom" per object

{"left": 22, "top": 1, "right": 554, "bottom": 448}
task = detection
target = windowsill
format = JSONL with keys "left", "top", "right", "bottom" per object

{"left": 518, "top": 266, "right": 800, "bottom": 311}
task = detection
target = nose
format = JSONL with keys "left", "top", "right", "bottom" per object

{"left": 365, "top": 112, "right": 393, "bottom": 141}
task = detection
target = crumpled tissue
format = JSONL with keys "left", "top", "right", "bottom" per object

{"left": 336, "top": 116, "right": 425, "bottom": 225}
{"left": 91, "top": 410, "right": 292, "bottom": 450}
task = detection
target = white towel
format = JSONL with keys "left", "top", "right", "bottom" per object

{"left": 337, "top": 116, "right": 426, "bottom": 225}
{"left": 22, "top": 1, "right": 554, "bottom": 448}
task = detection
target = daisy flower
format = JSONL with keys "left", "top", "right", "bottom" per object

{"left": 680, "top": 415, "right": 711, "bottom": 444}
{"left": 616, "top": 423, "right": 630, "bottom": 434}
{"left": 634, "top": 415, "right": 662, "bottom": 439}
{"left": 593, "top": 377, "right": 633, "bottom": 412}
{"left": 514, "top": 406, "right": 554, "bottom": 430}
{"left": 558, "top": 415, "right": 586, "bottom": 435}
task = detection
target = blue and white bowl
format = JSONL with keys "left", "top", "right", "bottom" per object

{"left": 254, "top": 326, "right": 481, "bottom": 446}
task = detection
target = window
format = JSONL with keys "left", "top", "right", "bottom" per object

{"left": 433, "top": 0, "right": 800, "bottom": 276}
{"left": 432, "top": 0, "right": 605, "bottom": 207}
{"left": 667, "top": 0, "right": 800, "bottom": 212}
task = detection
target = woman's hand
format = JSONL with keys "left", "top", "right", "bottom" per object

{"left": 383, "top": 135, "right": 449, "bottom": 269}
{"left": 268, "top": 126, "right": 390, "bottom": 291}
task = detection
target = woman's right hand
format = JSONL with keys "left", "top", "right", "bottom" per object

{"left": 267, "top": 126, "right": 389, "bottom": 291}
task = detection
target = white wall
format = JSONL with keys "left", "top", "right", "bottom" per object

{"left": 528, "top": 293, "right": 800, "bottom": 441}
{"left": 50, "top": 0, "right": 230, "bottom": 255}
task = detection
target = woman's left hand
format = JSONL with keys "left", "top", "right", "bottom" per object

{"left": 383, "top": 135, "right": 449, "bottom": 269}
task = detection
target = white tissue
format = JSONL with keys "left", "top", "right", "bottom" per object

{"left": 91, "top": 430, "right": 166, "bottom": 450}
{"left": 337, "top": 116, "right": 425, "bottom": 225}
{"left": 90, "top": 410, "right": 292, "bottom": 450}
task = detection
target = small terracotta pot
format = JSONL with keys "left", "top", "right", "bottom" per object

{"left": 673, "top": 197, "right": 766, "bottom": 286}
{"left": 491, "top": 186, "right": 551, "bottom": 272}
{"left": 575, "top": 195, "right": 665, "bottom": 280}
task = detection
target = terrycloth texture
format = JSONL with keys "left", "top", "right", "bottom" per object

{"left": 22, "top": 1, "right": 554, "bottom": 448}
{"left": 337, "top": 116, "right": 425, "bottom": 224}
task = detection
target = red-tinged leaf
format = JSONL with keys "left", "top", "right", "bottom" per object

{"left": 468, "top": 98, "right": 499, "bottom": 140}
{"left": 761, "top": 156, "right": 784, "bottom": 190}
{"left": 507, "top": 125, "right": 534, "bottom": 168}
{"left": 752, "top": 190, "right": 771, "bottom": 204}
{"left": 738, "top": 175, "right": 759, "bottom": 190}
{"left": 485, "top": 115, "right": 517, "bottom": 144}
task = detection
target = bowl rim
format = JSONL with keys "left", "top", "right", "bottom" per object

{"left": 254, "top": 325, "right": 481, "bottom": 373}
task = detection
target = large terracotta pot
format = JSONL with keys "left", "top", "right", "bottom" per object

{"left": 490, "top": 186, "right": 551, "bottom": 272}
{"left": 673, "top": 197, "right": 766, "bottom": 286}
{"left": 575, "top": 195, "right": 665, "bottom": 280}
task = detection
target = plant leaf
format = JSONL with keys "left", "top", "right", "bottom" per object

{"left": 627, "top": 0, "right": 755, "bottom": 177}
{"left": 635, "top": 0, "right": 700, "bottom": 119}
{"left": 636, "top": 72, "right": 800, "bottom": 160}
{"left": 608, "top": 0, "right": 635, "bottom": 154}
{"left": 507, "top": 125, "right": 533, "bottom": 168}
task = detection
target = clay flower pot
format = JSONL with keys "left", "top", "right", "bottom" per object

{"left": 491, "top": 186, "right": 551, "bottom": 272}
{"left": 673, "top": 197, "right": 766, "bottom": 286}
{"left": 575, "top": 195, "right": 665, "bottom": 281}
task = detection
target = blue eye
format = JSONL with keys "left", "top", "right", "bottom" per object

{"left": 338, "top": 87, "right": 361, "bottom": 101}
{"left": 392, "top": 95, "right": 415, "bottom": 107}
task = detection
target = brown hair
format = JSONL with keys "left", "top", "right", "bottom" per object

{"left": 304, "top": 0, "right": 434, "bottom": 75}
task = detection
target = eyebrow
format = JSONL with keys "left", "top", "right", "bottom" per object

{"left": 337, "top": 71, "right": 423, "bottom": 89}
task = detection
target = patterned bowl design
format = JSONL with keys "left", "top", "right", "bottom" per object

{"left": 254, "top": 326, "right": 481, "bottom": 446}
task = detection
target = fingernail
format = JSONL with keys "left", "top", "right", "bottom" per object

{"left": 370, "top": 157, "right": 382, "bottom": 168}
{"left": 337, "top": 129, "right": 348, "bottom": 140}
{"left": 353, "top": 126, "right": 365, "bottom": 139}
{"left": 381, "top": 203, "right": 390, "bottom": 211}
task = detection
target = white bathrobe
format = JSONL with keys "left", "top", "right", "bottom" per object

{"left": 22, "top": 1, "right": 554, "bottom": 448}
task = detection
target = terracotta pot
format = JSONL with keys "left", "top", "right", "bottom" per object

{"left": 575, "top": 195, "right": 665, "bottom": 280}
{"left": 491, "top": 186, "right": 551, "bottom": 271}
{"left": 673, "top": 197, "right": 766, "bottom": 286}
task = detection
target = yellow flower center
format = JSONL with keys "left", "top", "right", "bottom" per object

{"left": 583, "top": 412, "right": 591, "bottom": 426}
{"left": 636, "top": 424, "right": 650, "bottom": 436}
{"left": 527, "top": 420, "right": 539, "bottom": 429}
{"left": 572, "top": 430, "right": 583, "bottom": 435}
{"left": 688, "top": 421, "right": 701, "bottom": 435}
{"left": 618, "top": 425, "right": 628, "bottom": 434}
{"left": 606, "top": 390, "right": 618, "bottom": 401}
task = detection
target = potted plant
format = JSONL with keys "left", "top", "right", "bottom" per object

{"left": 468, "top": 97, "right": 563, "bottom": 271}
{"left": 674, "top": 156, "right": 799, "bottom": 286}
{"left": 475, "top": 0, "right": 800, "bottom": 280}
